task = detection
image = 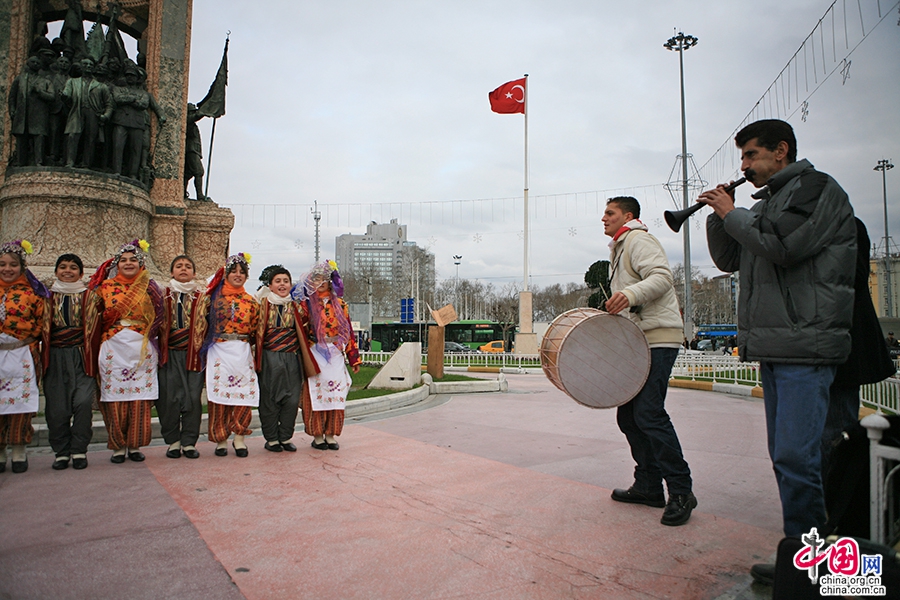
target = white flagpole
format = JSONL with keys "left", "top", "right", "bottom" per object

{"left": 523, "top": 73, "right": 529, "bottom": 292}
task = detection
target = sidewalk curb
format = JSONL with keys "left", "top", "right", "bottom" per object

{"left": 670, "top": 378, "right": 764, "bottom": 398}
{"left": 28, "top": 377, "right": 507, "bottom": 448}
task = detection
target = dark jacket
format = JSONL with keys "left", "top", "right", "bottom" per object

{"left": 707, "top": 159, "right": 856, "bottom": 364}
{"left": 832, "top": 218, "right": 895, "bottom": 386}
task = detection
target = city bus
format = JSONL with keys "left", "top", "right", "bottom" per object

{"left": 371, "top": 320, "right": 513, "bottom": 352}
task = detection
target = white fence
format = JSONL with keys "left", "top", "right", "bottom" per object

{"left": 359, "top": 350, "right": 900, "bottom": 415}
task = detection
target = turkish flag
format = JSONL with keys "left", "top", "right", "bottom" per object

{"left": 488, "top": 78, "right": 526, "bottom": 114}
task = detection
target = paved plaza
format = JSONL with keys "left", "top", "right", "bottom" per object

{"left": 0, "top": 373, "right": 782, "bottom": 599}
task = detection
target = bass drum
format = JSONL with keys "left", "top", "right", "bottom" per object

{"left": 540, "top": 307, "right": 651, "bottom": 409}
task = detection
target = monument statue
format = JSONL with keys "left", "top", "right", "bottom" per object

{"left": 61, "top": 58, "right": 113, "bottom": 169}
{"left": 183, "top": 103, "right": 207, "bottom": 200}
{"left": 0, "top": 0, "right": 234, "bottom": 280}
{"left": 8, "top": 56, "right": 55, "bottom": 166}
{"left": 111, "top": 63, "right": 150, "bottom": 178}
{"left": 47, "top": 55, "right": 72, "bottom": 165}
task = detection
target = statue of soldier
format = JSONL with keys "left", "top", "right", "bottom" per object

{"left": 48, "top": 55, "right": 72, "bottom": 164}
{"left": 111, "top": 64, "right": 150, "bottom": 178}
{"left": 61, "top": 58, "right": 113, "bottom": 168}
{"left": 137, "top": 67, "right": 166, "bottom": 186}
{"left": 184, "top": 103, "right": 207, "bottom": 200}
{"left": 8, "top": 56, "right": 56, "bottom": 166}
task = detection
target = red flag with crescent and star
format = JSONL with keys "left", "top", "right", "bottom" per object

{"left": 488, "top": 77, "right": 526, "bottom": 114}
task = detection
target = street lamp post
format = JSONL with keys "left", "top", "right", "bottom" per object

{"left": 664, "top": 31, "right": 698, "bottom": 344}
{"left": 453, "top": 255, "right": 462, "bottom": 315}
{"left": 876, "top": 159, "right": 895, "bottom": 317}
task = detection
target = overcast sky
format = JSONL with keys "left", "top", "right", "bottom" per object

{"left": 184, "top": 0, "right": 900, "bottom": 288}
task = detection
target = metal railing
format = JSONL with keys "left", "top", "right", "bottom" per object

{"left": 360, "top": 350, "right": 899, "bottom": 415}
{"left": 360, "top": 351, "right": 541, "bottom": 370}
{"left": 672, "top": 354, "right": 761, "bottom": 387}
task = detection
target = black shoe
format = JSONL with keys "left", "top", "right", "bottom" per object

{"left": 11, "top": 458, "right": 28, "bottom": 473}
{"left": 280, "top": 442, "right": 297, "bottom": 452}
{"left": 182, "top": 448, "right": 200, "bottom": 459}
{"left": 166, "top": 448, "right": 182, "bottom": 459}
{"left": 110, "top": 453, "right": 126, "bottom": 464}
{"left": 52, "top": 457, "right": 70, "bottom": 470}
{"left": 214, "top": 447, "right": 228, "bottom": 457}
{"left": 72, "top": 457, "right": 88, "bottom": 469}
{"left": 660, "top": 493, "right": 697, "bottom": 526}
{"left": 232, "top": 443, "right": 248, "bottom": 458}
{"left": 750, "top": 563, "right": 775, "bottom": 586}
{"left": 128, "top": 451, "right": 146, "bottom": 462}
{"left": 610, "top": 486, "right": 666, "bottom": 508}
{"left": 311, "top": 440, "right": 329, "bottom": 450}
{"left": 264, "top": 442, "right": 283, "bottom": 452}
{"left": 327, "top": 442, "right": 340, "bottom": 450}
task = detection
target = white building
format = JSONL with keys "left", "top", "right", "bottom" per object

{"left": 335, "top": 219, "right": 410, "bottom": 283}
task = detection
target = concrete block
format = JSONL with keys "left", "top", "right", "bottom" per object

{"left": 367, "top": 342, "right": 422, "bottom": 390}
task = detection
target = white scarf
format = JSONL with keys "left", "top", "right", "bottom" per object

{"left": 266, "top": 290, "right": 293, "bottom": 306}
{"left": 168, "top": 279, "right": 200, "bottom": 294}
{"left": 50, "top": 280, "right": 87, "bottom": 294}
{"left": 608, "top": 219, "right": 649, "bottom": 250}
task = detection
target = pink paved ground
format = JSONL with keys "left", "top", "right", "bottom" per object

{"left": 1, "top": 373, "right": 782, "bottom": 599}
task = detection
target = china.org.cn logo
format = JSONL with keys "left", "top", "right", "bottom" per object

{"left": 793, "top": 527, "right": 887, "bottom": 596}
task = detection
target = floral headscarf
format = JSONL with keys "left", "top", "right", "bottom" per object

{"left": 0, "top": 239, "right": 50, "bottom": 298}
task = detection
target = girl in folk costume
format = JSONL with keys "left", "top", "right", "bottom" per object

{"left": 0, "top": 240, "right": 48, "bottom": 473}
{"left": 87, "top": 239, "right": 164, "bottom": 464}
{"left": 157, "top": 255, "right": 204, "bottom": 459}
{"left": 294, "top": 260, "right": 360, "bottom": 451}
{"left": 42, "top": 254, "right": 100, "bottom": 471}
{"left": 190, "top": 253, "right": 259, "bottom": 458}
{"left": 254, "top": 266, "right": 318, "bottom": 453}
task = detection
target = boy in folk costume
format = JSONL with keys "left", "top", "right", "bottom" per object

{"left": 87, "top": 239, "right": 164, "bottom": 464}
{"left": 254, "top": 266, "right": 318, "bottom": 453}
{"left": 295, "top": 261, "right": 360, "bottom": 451}
{"left": 157, "top": 255, "right": 204, "bottom": 459}
{"left": 0, "top": 240, "right": 48, "bottom": 473}
{"left": 189, "top": 253, "right": 260, "bottom": 458}
{"left": 42, "top": 254, "right": 101, "bottom": 470}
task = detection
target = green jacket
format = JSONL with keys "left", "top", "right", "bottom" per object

{"left": 706, "top": 159, "right": 855, "bottom": 364}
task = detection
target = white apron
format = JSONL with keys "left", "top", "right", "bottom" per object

{"left": 206, "top": 340, "right": 259, "bottom": 407}
{"left": 0, "top": 333, "right": 40, "bottom": 415}
{"left": 99, "top": 328, "right": 159, "bottom": 402}
{"left": 309, "top": 343, "right": 351, "bottom": 412}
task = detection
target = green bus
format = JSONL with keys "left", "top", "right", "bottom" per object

{"left": 371, "top": 320, "right": 512, "bottom": 352}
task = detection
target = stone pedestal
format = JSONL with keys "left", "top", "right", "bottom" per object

{"left": 0, "top": 169, "right": 156, "bottom": 275}
{"left": 185, "top": 199, "right": 234, "bottom": 278}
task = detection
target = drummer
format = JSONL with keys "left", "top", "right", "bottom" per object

{"left": 601, "top": 196, "right": 697, "bottom": 527}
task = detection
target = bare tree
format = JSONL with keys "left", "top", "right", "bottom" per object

{"left": 671, "top": 263, "right": 734, "bottom": 327}
{"left": 532, "top": 282, "right": 589, "bottom": 321}
{"left": 486, "top": 282, "right": 519, "bottom": 343}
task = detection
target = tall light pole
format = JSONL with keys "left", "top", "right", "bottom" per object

{"left": 312, "top": 200, "right": 321, "bottom": 262}
{"left": 453, "top": 255, "right": 462, "bottom": 313}
{"left": 664, "top": 31, "right": 698, "bottom": 344}
{"left": 876, "top": 159, "right": 895, "bottom": 317}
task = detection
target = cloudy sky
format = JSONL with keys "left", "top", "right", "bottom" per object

{"left": 184, "top": 0, "right": 900, "bottom": 288}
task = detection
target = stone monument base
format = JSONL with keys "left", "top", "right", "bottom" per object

{"left": 0, "top": 169, "right": 233, "bottom": 280}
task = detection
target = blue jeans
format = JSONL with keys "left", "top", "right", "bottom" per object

{"left": 616, "top": 347, "right": 692, "bottom": 496}
{"left": 760, "top": 361, "right": 835, "bottom": 536}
